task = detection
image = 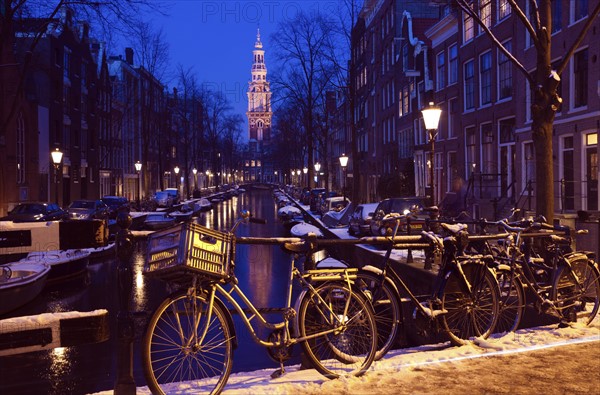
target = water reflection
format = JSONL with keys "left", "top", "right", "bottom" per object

{"left": 0, "top": 188, "right": 294, "bottom": 393}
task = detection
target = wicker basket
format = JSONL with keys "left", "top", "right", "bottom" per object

{"left": 145, "top": 222, "right": 235, "bottom": 282}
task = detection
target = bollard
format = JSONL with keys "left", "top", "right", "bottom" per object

{"left": 406, "top": 217, "right": 413, "bottom": 264}
{"left": 114, "top": 212, "right": 136, "bottom": 394}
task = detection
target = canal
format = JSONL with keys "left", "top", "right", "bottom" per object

{"left": 0, "top": 188, "right": 299, "bottom": 395}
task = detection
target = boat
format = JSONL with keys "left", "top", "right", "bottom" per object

{"left": 82, "top": 242, "right": 116, "bottom": 260}
{"left": 196, "top": 198, "right": 213, "bottom": 211}
{"left": 144, "top": 213, "right": 176, "bottom": 230}
{"left": 289, "top": 222, "right": 324, "bottom": 238}
{"left": 0, "top": 262, "right": 50, "bottom": 316}
{"left": 168, "top": 209, "right": 194, "bottom": 222}
{"left": 18, "top": 249, "right": 90, "bottom": 282}
{"left": 277, "top": 205, "right": 302, "bottom": 222}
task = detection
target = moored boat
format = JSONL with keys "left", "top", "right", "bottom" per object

{"left": 0, "top": 262, "right": 50, "bottom": 316}
{"left": 144, "top": 213, "right": 176, "bottom": 230}
{"left": 17, "top": 249, "right": 90, "bottom": 283}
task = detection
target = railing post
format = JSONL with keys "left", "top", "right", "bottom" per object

{"left": 114, "top": 212, "right": 136, "bottom": 394}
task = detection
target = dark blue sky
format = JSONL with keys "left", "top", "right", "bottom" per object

{"left": 153, "top": 1, "right": 342, "bottom": 137}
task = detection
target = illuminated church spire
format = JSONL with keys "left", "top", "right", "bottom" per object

{"left": 247, "top": 27, "right": 271, "bottom": 142}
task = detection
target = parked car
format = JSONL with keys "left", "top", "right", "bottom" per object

{"left": 1, "top": 202, "right": 66, "bottom": 222}
{"left": 309, "top": 188, "right": 327, "bottom": 212}
{"left": 348, "top": 202, "right": 379, "bottom": 237}
{"left": 318, "top": 196, "right": 350, "bottom": 216}
{"left": 164, "top": 188, "right": 181, "bottom": 205}
{"left": 101, "top": 196, "right": 130, "bottom": 219}
{"left": 153, "top": 191, "right": 174, "bottom": 208}
{"left": 66, "top": 199, "right": 110, "bottom": 221}
{"left": 369, "top": 197, "right": 428, "bottom": 236}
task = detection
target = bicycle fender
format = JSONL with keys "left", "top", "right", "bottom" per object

{"left": 292, "top": 289, "right": 309, "bottom": 338}
{"left": 361, "top": 265, "right": 383, "bottom": 275}
{"left": 213, "top": 295, "right": 238, "bottom": 350}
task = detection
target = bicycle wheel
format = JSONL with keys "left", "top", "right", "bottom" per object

{"left": 298, "top": 281, "right": 377, "bottom": 378}
{"left": 440, "top": 261, "right": 499, "bottom": 346}
{"left": 143, "top": 289, "right": 234, "bottom": 395}
{"left": 355, "top": 271, "right": 402, "bottom": 360}
{"left": 553, "top": 256, "right": 600, "bottom": 326}
{"left": 494, "top": 266, "right": 526, "bottom": 333}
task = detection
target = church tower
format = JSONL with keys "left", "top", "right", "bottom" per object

{"left": 246, "top": 28, "right": 272, "bottom": 142}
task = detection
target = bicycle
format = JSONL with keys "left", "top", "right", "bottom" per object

{"left": 319, "top": 214, "right": 500, "bottom": 360}
{"left": 142, "top": 210, "right": 378, "bottom": 394}
{"left": 472, "top": 217, "right": 600, "bottom": 333}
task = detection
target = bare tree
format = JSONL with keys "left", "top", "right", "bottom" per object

{"left": 127, "top": 20, "right": 170, "bottom": 83}
{"left": 324, "top": 0, "right": 363, "bottom": 203}
{"left": 454, "top": 0, "right": 600, "bottom": 221}
{"left": 270, "top": 10, "right": 338, "bottom": 189}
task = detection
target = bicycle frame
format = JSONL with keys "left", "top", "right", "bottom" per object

{"left": 191, "top": 253, "right": 361, "bottom": 350}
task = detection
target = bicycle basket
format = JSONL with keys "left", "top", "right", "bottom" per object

{"left": 145, "top": 222, "right": 235, "bottom": 281}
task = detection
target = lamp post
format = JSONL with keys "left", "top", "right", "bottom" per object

{"left": 421, "top": 102, "right": 442, "bottom": 206}
{"left": 174, "top": 166, "right": 180, "bottom": 192}
{"left": 192, "top": 168, "right": 198, "bottom": 194}
{"left": 339, "top": 153, "right": 349, "bottom": 203}
{"left": 303, "top": 167, "right": 308, "bottom": 187}
{"left": 134, "top": 161, "right": 142, "bottom": 207}
{"left": 314, "top": 162, "right": 321, "bottom": 188}
{"left": 51, "top": 148, "right": 63, "bottom": 205}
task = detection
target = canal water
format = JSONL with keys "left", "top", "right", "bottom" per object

{"left": 0, "top": 188, "right": 299, "bottom": 395}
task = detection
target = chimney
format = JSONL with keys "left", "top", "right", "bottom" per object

{"left": 125, "top": 47, "right": 134, "bottom": 65}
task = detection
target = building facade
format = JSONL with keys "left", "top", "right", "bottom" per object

{"left": 345, "top": 0, "right": 599, "bottom": 217}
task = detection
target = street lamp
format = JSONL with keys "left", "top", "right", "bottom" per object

{"left": 174, "top": 166, "right": 180, "bottom": 192}
{"left": 51, "top": 148, "right": 63, "bottom": 205}
{"left": 339, "top": 153, "right": 349, "bottom": 203}
{"left": 421, "top": 102, "right": 442, "bottom": 206}
{"left": 134, "top": 161, "right": 142, "bottom": 206}
{"left": 314, "top": 162, "right": 321, "bottom": 188}
{"left": 193, "top": 168, "right": 198, "bottom": 193}
{"left": 303, "top": 167, "right": 308, "bottom": 187}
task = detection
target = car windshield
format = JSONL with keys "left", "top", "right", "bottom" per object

{"left": 13, "top": 204, "right": 45, "bottom": 214}
{"left": 102, "top": 197, "right": 124, "bottom": 205}
{"left": 70, "top": 201, "right": 95, "bottom": 209}
{"left": 155, "top": 192, "right": 168, "bottom": 198}
{"left": 390, "top": 199, "right": 423, "bottom": 213}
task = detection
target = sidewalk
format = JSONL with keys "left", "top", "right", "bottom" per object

{"left": 92, "top": 318, "right": 600, "bottom": 394}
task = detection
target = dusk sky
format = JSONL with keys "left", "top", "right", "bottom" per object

{"left": 151, "top": 1, "right": 345, "bottom": 135}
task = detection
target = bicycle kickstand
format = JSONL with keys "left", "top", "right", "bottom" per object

{"left": 271, "top": 362, "right": 285, "bottom": 379}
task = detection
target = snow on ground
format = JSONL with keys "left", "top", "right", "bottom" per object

{"left": 91, "top": 315, "right": 600, "bottom": 395}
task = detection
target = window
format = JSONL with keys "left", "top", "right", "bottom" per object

{"left": 498, "top": 41, "right": 512, "bottom": 100}
{"left": 481, "top": 125, "right": 494, "bottom": 174}
{"left": 573, "top": 49, "right": 588, "bottom": 108}
{"left": 524, "top": 142, "right": 535, "bottom": 188}
{"left": 464, "top": 59, "right": 475, "bottom": 110}
{"left": 16, "top": 113, "right": 25, "bottom": 184}
{"left": 572, "top": 0, "right": 588, "bottom": 23}
{"left": 480, "top": 51, "right": 492, "bottom": 105}
{"left": 463, "top": 5, "right": 474, "bottom": 42}
{"left": 436, "top": 51, "right": 446, "bottom": 90}
{"left": 499, "top": 118, "right": 515, "bottom": 143}
{"left": 465, "top": 126, "right": 476, "bottom": 171}
{"left": 448, "top": 44, "right": 458, "bottom": 85}
{"left": 498, "top": 0, "right": 511, "bottom": 20}
{"left": 63, "top": 85, "right": 70, "bottom": 115}
{"left": 551, "top": 0, "right": 562, "bottom": 33}
{"left": 479, "top": 0, "right": 492, "bottom": 30}
{"left": 63, "top": 47, "right": 71, "bottom": 79}
{"left": 402, "top": 45, "right": 409, "bottom": 72}
{"left": 447, "top": 98, "right": 457, "bottom": 138}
